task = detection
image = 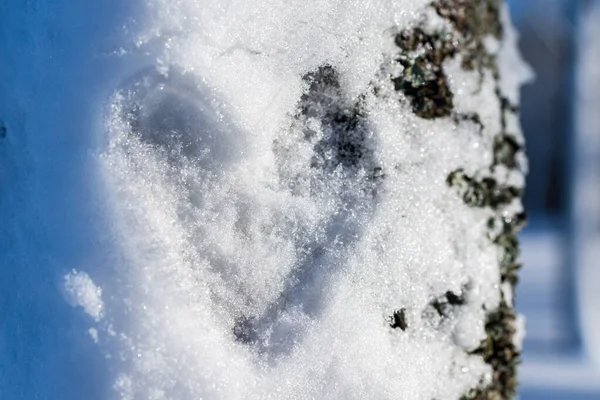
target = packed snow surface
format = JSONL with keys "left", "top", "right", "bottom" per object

{"left": 0, "top": 0, "right": 528, "bottom": 399}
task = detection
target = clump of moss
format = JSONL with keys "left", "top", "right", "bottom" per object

{"left": 446, "top": 167, "right": 524, "bottom": 400}
{"left": 487, "top": 211, "right": 526, "bottom": 286}
{"left": 433, "top": 0, "right": 502, "bottom": 73}
{"left": 391, "top": 0, "right": 504, "bottom": 119}
{"left": 446, "top": 169, "right": 522, "bottom": 210}
{"left": 462, "top": 300, "right": 519, "bottom": 400}
{"left": 434, "top": 0, "right": 503, "bottom": 38}
{"left": 493, "top": 134, "right": 520, "bottom": 168}
{"left": 393, "top": 28, "right": 456, "bottom": 118}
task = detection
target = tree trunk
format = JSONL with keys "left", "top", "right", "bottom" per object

{"left": 382, "top": 1, "right": 530, "bottom": 398}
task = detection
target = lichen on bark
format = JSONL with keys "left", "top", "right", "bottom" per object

{"left": 392, "top": 1, "right": 525, "bottom": 399}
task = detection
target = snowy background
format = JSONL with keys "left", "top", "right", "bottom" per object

{"left": 0, "top": 0, "right": 598, "bottom": 399}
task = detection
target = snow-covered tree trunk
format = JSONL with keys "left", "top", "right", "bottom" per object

{"left": 380, "top": 1, "right": 531, "bottom": 398}
{"left": 1, "top": 0, "right": 530, "bottom": 399}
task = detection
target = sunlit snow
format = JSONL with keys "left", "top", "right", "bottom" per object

{"left": 0, "top": 0, "right": 528, "bottom": 399}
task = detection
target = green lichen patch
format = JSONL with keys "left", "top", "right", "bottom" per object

{"left": 493, "top": 134, "right": 521, "bottom": 168}
{"left": 446, "top": 169, "right": 522, "bottom": 210}
{"left": 446, "top": 165, "right": 524, "bottom": 400}
{"left": 434, "top": 0, "right": 503, "bottom": 40}
{"left": 393, "top": 28, "right": 456, "bottom": 118}
{"left": 392, "top": 0, "right": 504, "bottom": 119}
{"left": 462, "top": 300, "right": 519, "bottom": 400}
{"left": 392, "top": 69, "right": 454, "bottom": 119}
{"left": 497, "top": 94, "right": 519, "bottom": 130}
{"left": 433, "top": 0, "right": 502, "bottom": 73}
{"left": 488, "top": 211, "right": 526, "bottom": 286}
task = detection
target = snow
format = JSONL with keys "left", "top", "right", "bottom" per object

{"left": 64, "top": 270, "right": 104, "bottom": 322}
{"left": 0, "top": 1, "right": 528, "bottom": 399}
{"left": 496, "top": 5, "right": 535, "bottom": 106}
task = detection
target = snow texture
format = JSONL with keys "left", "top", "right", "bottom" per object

{"left": 0, "top": 0, "right": 528, "bottom": 399}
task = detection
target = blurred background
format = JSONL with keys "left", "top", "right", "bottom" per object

{"left": 507, "top": 0, "right": 600, "bottom": 398}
